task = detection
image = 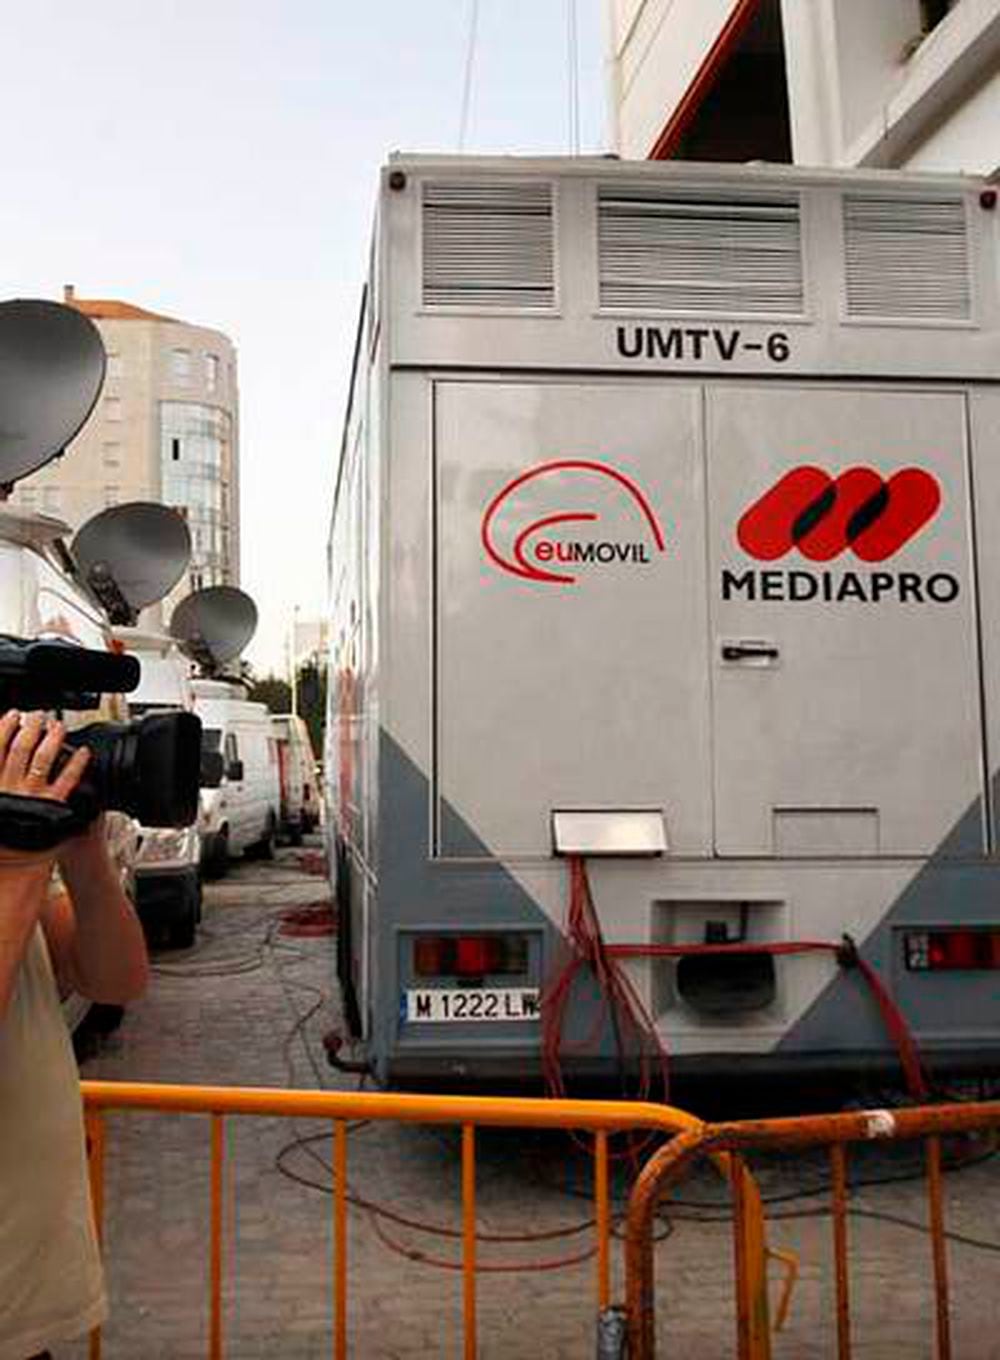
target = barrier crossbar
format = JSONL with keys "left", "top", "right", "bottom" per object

{"left": 80, "top": 1080, "right": 743, "bottom": 1360}
{"left": 623, "top": 1097, "right": 1000, "bottom": 1360}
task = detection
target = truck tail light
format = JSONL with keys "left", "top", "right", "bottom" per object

{"left": 413, "top": 933, "right": 529, "bottom": 978}
{"left": 905, "top": 929, "right": 1000, "bottom": 971}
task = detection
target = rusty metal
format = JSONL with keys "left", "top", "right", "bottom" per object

{"left": 625, "top": 1128, "right": 711, "bottom": 1359}
{"left": 731, "top": 1155, "right": 770, "bottom": 1360}
{"left": 624, "top": 1097, "right": 1000, "bottom": 1359}
{"left": 333, "top": 1119, "right": 347, "bottom": 1360}
{"left": 462, "top": 1123, "right": 477, "bottom": 1360}
{"left": 830, "top": 1143, "right": 851, "bottom": 1360}
{"left": 595, "top": 1130, "right": 611, "bottom": 1310}
{"left": 85, "top": 1107, "right": 106, "bottom": 1360}
{"left": 210, "top": 1113, "right": 224, "bottom": 1360}
{"left": 81, "top": 1080, "right": 760, "bottom": 1360}
{"left": 926, "top": 1135, "right": 952, "bottom": 1360}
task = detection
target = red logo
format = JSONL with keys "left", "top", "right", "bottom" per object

{"left": 481, "top": 460, "right": 667, "bottom": 585}
{"left": 737, "top": 467, "right": 941, "bottom": 563}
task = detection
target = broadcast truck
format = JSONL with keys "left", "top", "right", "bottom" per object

{"left": 326, "top": 154, "right": 1000, "bottom": 1091}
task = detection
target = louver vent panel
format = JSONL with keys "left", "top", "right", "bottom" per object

{"left": 844, "top": 196, "right": 970, "bottom": 321}
{"left": 598, "top": 188, "right": 804, "bottom": 315}
{"left": 422, "top": 182, "right": 555, "bottom": 309}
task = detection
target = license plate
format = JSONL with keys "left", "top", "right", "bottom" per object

{"left": 404, "top": 988, "right": 541, "bottom": 1023}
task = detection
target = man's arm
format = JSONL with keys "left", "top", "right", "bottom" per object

{"left": 0, "top": 858, "right": 54, "bottom": 1019}
{"left": 43, "top": 817, "right": 149, "bottom": 1005}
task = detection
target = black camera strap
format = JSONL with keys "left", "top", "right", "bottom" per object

{"left": 0, "top": 794, "right": 90, "bottom": 851}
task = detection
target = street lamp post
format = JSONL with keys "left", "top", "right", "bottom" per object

{"left": 290, "top": 605, "right": 300, "bottom": 715}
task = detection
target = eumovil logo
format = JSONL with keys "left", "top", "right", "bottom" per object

{"left": 481, "top": 460, "right": 666, "bottom": 585}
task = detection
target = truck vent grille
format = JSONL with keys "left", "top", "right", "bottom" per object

{"left": 597, "top": 187, "right": 804, "bottom": 315}
{"left": 843, "top": 195, "right": 971, "bottom": 321}
{"left": 422, "top": 181, "right": 555, "bottom": 310}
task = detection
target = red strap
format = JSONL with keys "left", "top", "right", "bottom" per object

{"left": 542, "top": 859, "right": 930, "bottom": 1102}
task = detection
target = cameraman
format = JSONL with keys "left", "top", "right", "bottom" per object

{"left": 0, "top": 709, "right": 149, "bottom": 1360}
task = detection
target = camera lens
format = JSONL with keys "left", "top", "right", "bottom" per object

{"left": 63, "top": 711, "right": 202, "bottom": 828}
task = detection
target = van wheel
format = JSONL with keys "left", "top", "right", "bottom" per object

{"left": 171, "top": 903, "right": 197, "bottom": 949}
{"left": 249, "top": 816, "right": 276, "bottom": 861}
{"left": 206, "top": 828, "right": 229, "bottom": 879}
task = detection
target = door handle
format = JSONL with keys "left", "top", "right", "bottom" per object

{"left": 721, "top": 641, "right": 780, "bottom": 663}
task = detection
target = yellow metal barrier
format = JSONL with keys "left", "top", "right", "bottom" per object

{"left": 624, "top": 1097, "right": 1000, "bottom": 1360}
{"left": 81, "top": 1080, "right": 756, "bottom": 1359}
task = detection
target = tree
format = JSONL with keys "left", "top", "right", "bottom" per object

{"left": 296, "top": 663, "right": 327, "bottom": 757}
{"left": 249, "top": 674, "right": 291, "bottom": 713}
{"left": 246, "top": 667, "right": 326, "bottom": 758}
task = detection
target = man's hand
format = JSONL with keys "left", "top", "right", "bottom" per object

{"left": 0, "top": 709, "right": 90, "bottom": 806}
{"left": 0, "top": 708, "right": 92, "bottom": 1017}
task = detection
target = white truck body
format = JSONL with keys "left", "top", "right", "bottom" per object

{"left": 327, "top": 155, "right": 1000, "bottom": 1088}
{"left": 116, "top": 626, "right": 202, "bottom": 946}
{"left": 192, "top": 680, "right": 280, "bottom": 868}
{"left": 271, "top": 713, "right": 320, "bottom": 842}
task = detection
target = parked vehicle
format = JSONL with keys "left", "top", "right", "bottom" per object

{"left": 117, "top": 627, "right": 202, "bottom": 948}
{"left": 271, "top": 713, "right": 320, "bottom": 843}
{"left": 193, "top": 680, "right": 280, "bottom": 875}
{"left": 327, "top": 154, "right": 1000, "bottom": 1089}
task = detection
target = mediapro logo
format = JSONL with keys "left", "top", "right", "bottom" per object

{"left": 481, "top": 460, "right": 666, "bottom": 585}
{"left": 737, "top": 466, "right": 941, "bottom": 562}
{"left": 727, "top": 465, "right": 958, "bottom": 606}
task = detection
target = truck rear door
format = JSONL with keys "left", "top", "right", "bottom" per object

{"left": 435, "top": 378, "right": 712, "bottom": 858}
{"left": 707, "top": 385, "right": 985, "bottom": 858}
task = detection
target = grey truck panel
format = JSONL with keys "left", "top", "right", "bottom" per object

{"left": 434, "top": 379, "right": 712, "bottom": 860}
{"left": 707, "top": 385, "right": 985, "bottom": 858}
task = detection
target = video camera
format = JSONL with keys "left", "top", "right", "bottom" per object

{"left": 0, "top": 636, "right": 202, "bottom": 851}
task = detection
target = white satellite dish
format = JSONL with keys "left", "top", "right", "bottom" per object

{"left": 0, "top": 300, "right": 105, "bottom": 487}
{"left": 72, "top": 502, "right": 192, "bottom": 625}
{"left": 170, "top": 586, "right": 258, "bottom": 671}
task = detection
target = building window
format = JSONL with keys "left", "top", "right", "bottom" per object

{"left": 104, "top": 485, "right": 119, "bottom": 507}
{"left": 205, "top": 353, "right": 219, "bottom": 392}
{"left": 160, "top": 401, "right": 233, "bottom": 587}
{"left": 103, "top": 441, "right": 121, "bottom": 468}
{"left": 106, "top": 351, "right": 123, "bottom": 380}
{"left": 105, "top": 396, "right": 122, "bottom": 422}
{"left": 170, "top": 348, "right": 192, "bottom": 382}
{"left": 19, "top": 487, "right": 36, "bottom": 510}
{"left": 42, "top": 487, "right": 60, "bottom": 514}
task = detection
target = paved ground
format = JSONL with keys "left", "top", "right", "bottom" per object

{"left": 66, "top": 842, "right": 1000, "bottom": 1358}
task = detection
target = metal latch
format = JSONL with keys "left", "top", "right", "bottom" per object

{"left": 721, "top": 640, "right": 780, "bottom": 664}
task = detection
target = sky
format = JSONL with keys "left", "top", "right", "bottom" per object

{"left": 0, "top": 0, "right": 608, "bottom": 672}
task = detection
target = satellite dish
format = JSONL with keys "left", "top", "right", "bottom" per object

{"left": 170, "top": 586, "right": 257, "bottom": 671}
{"left": 72, "top": 502, "right": 192, "bottom": 625}
{"left": 0, "top": 300, "right": 106, "bottom": 487}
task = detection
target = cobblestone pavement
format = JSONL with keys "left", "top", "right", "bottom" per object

{"left": 66, "top": 843, "right": 1000, "bottom": 1358}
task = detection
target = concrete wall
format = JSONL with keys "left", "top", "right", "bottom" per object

{"left": 608, "top": 0, "right": 1000, "bottom": 174}
{"left": 607, "top": 0, "right": 736, "bottom": 158}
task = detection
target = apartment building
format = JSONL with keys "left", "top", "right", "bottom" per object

{"left": 608, "top": 0, "right": 1000, "bottom": 172}
{"left": 15, "top": 286, "right": 240, "bottom": 606}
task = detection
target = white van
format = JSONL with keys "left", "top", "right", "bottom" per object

{"left": 192, "top": 679, "right": 280, "bottom": 874}
{"left": 0, "top": 506, "right": 138, "bottom": 1028}
{"left": 117, "top": 627, "right": 202, "bottom": 947}
{"left": 271, "top": 713, "right": 320, "bottom": 843}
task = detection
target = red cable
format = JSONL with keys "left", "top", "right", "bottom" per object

{"left": 541, "top": 859, "right": 930, "bottom": 1104}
